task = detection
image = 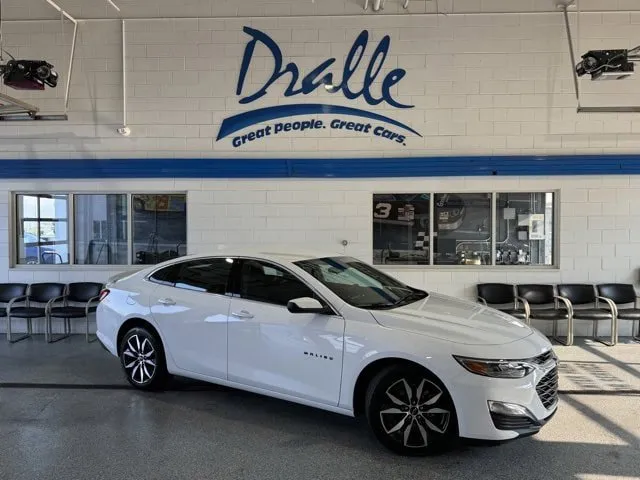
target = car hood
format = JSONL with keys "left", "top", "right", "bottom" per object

{"left": 370, "top": 292, "right": 533, "bottom": 345}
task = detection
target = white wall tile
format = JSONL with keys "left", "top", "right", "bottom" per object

{"left": 0, "top": 8, "right": 639, "bottom": 339}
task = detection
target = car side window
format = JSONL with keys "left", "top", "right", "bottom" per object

{"left": 149, "top": 263, "right": 181, "bottom": 286}
{"left": 240, "top": 259, "right": 316, "bottom": 307}
{"left": 174, "top": 258, "right": 234, "bottom": 295}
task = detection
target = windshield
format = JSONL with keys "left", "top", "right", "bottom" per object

{"left": 294, "top": 256, "right": 428, "bottom": 309}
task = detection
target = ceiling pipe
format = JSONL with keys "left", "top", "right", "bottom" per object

{"left": 364, "top": 0, "right": 389, "bottom": 11}
{"left": 106, "top": 0, "right": 121, "bottom": 12}
{"left": 117, "top": 19, "right": 130, "bottom": 136}
{"left": 44, "top": 0, "right": 77, "bottom": 115}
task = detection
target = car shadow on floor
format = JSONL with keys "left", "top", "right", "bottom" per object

{"left": 144, "top": 377, "right": 640, "bottom": 480}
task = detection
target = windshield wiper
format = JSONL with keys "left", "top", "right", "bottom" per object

{"left": 357, "top": 303, "right": 395, "bottom": 310}
{"left": 393, "top": 290, "right": 429, "bottom": 307}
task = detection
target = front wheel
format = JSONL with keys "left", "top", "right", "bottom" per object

{"left": 365, "top": 365, "right": 458, "bottom": 456}
{"left": 119, "top": 327, "right": 168, "bottom": 390}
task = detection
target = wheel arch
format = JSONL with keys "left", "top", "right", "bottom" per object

{"left": 116, "top": 317, "right": 163, "bottom": 356}
{"left": 351, "top": 357, "right": 455, "bottom": 418}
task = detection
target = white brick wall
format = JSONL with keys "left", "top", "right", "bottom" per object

{"left": 2, "top": 175, "right": 639, "bottom": 337}
{"left": 1, "top": 6, "right": 640, "bottom": 338}
{"left": 1, "top": 10, "right": 640, "bottom": 157}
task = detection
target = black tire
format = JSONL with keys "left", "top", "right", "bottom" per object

{"left": 365, "top": 364, "right": 458, "bottom": 456}
{"left": 119, "top": 327, "right": 168, "bottom": 391}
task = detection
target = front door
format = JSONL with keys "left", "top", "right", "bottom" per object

{"left": 227, "top": 258, "right": 345, "bottom": 406}
{"left": 149, "top": 257, "right": 235, "bottom": 380}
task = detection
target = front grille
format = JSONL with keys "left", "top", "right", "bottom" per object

{"left": 490, "top": 412, "right": 539, "bottom": 431}
{"left": 536, "top": 367, "right": 559, "bottom": 409}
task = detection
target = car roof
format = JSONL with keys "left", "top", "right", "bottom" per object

{"left": 169, "top": 247, "right": 347, "bottom": 265}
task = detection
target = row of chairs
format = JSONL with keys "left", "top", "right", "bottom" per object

{"left": 0, "top": 282, "right": 104, "bottom": 344}
{"left": 477, "top": 283, "right": 640, "bottom": 347}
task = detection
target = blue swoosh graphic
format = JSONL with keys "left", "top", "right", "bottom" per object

{"left": 216, "top": 103, "right": 422, "bottom": 141}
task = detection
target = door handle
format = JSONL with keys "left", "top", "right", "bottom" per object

{"left": 158, "top": 298, "right": 176, "bottom": 306}
{"left": 231, "top": 310, "right": 254, "bottom": 319}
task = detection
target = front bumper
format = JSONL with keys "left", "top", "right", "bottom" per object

{"left": 449, "top": 350, "right": 559, "bottom": 441}
{"left": 488, "top": 400, "right": 558, "bottom": 438}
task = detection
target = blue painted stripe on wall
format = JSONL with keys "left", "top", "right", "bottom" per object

{"left": 0, "top": 155, "right": 639, "bottom": 179}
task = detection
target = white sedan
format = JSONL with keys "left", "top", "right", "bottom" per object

{"left": 96, "top": 250, "right": 558, "bottom": 456}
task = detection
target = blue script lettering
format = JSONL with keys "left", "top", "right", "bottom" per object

{"left": 236, "top": 26, "right": 412, "bottom": 109}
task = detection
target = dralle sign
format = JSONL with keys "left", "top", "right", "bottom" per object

{"left": 236, "top": 26, "right": 413, "bottom": 109}
{"left": 215, "top": 26, "right": 422, "bottom": 147}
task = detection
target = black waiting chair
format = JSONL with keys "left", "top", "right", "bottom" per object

{"left": 557, "top": 284, "right": 616, "bottom": 347}
{"left": 596, "top": 284, "right": 640, "bottom": 344}
{"left": 1, "top": 283, "right": 29, "bottom": 343}
{"left": 48, "top": 282, "right": 104, "bottom": 343}
{"left": 516, "top": 284, "right": 572, "bottom": 345}
{"left": 476, "top": 283, "right": 527, "bottom": 321}
{"left": 7, "top": 283, "right": 66, "bottom": 343}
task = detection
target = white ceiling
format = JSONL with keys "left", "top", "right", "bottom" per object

{"left": 1, "top": 0, "right": 638, "bottom": 21}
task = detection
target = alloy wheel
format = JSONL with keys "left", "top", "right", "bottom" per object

{"left": 378, "top": 378, "right": 451, "bottom": 449}
{"left": 123, "top": 334, "right": 157, "bottom": 384}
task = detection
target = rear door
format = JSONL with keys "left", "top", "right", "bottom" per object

{"left": 149, "top": 257, "right": 236, "bottom": 380}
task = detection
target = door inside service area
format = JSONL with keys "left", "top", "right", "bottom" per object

{"left": 227, "top": 258, "right": 345, "bottom": 406}
{"left": 149, "top": 258, "right": 234, "bottom": 380}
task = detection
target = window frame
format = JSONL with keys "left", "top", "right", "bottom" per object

{"left": 14, "top": 193, "right": 71, "bottom": 265}
{"left": 151, "top": 257, "right": 235, "bottom": 296}
{"left": 237, "top": 257, "right": 321, "bottom": 308}
{"left": 372, "top": 189, "right": 560, "bottom": 270}
{"left": 73, "top": 193, "right": 129, "bottom": 266}
{"left": 233, "top": 257, "right": 338, "bottom": 314}
{"left": 10, "top": 191, "right": 188, "bottom": 269}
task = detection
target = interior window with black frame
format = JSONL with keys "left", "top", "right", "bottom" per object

{"left": 495, "top": 192, "right": 555, "bottom": 266}
{"left": 74, "top": 194, "right": 128, "bottom": 265}
{"left": 240, "top": 259, "right": 316, "bottom": 306}
{"left": 132, "top": 194, "right": 187, "bottom": 265}
{"left": 15, "top": 193, "right": 70, "bottom": 265}
{"left": 372, "top": 193, "right": 430, "bottom": 265}
{"left": 433, "top": 193, "right": 492, "bottom": 266}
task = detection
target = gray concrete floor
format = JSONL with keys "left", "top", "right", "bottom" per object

{"left": 1, "top": 336, "right": 639, "bottom": 480}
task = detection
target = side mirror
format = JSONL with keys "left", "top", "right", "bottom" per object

{"left": 287, "top": 297, "right": 330, "bottom": 314}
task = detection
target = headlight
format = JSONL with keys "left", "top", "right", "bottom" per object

{"left": 453, "top": 355, "right": 535, "bottom": 379}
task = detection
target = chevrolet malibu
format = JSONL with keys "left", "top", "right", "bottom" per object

{"left": 96, "top": 250, "right": 558, "bottom": 455}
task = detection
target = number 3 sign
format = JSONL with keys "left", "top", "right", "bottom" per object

{"left": 373, "top": 202, "right": 392, "bottom": 219}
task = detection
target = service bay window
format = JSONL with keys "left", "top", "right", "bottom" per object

{"left": 16, "top": 194, "right": 70, "bottom": 265}
{"left": 132, "top": 194, "right": 187, "bottom": 265}
{"left": 372, "top": 192, "right": 556, "bottom": 267}
{"left": 74, "top": 194, "right": 128, "bottom": 265}
{"left": 13, "top": 193, "right": 187, "bottom": 266}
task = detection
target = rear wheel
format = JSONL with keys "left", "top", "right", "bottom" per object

{"left": 365, "top": 364, "right": 458, "bottom": 456}
{"left": 119, "top": 327, "right": 168, "bottom": 390}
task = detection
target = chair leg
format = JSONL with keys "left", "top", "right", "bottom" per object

{"left": 6, "top": 315, "right": 31, "bottom": 344}
{"left": 553, "top": 317, "right": 573, "bottom": 346}
{"left": 48, "top": 316, "right": 71, "bottom": 343}
{"left": 632, "top": 320, "right": 640, "bottom": 342}
{"left": 85, "top": 314, "right": 98, "bottom": 343}
{"left": 592, "top": 319, "right": 616, "bottom": 346}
